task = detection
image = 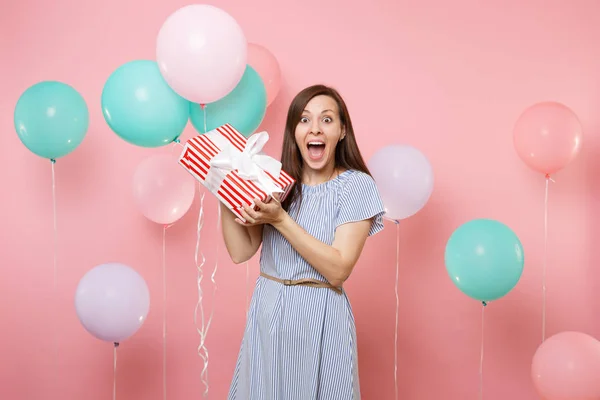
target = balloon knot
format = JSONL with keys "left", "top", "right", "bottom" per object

{"left": 50, "top": 159, "right": 56, "bottom": 164}
{"left": 545, "top": 173, "right": 550, "bottom": 179}
{"left": 482, "top": 301, "right": 487, "bottom": 307}
{"left": 200, "top": 104, "right": 206, "bottom": 110}
{"left": 383, "top": 215, "right": 399, "bottom": 225}
{"left": 114, "top": 342, "right": 120, "bottom": 348}
{"left": 174, "top": 138, "right": 180, "bottom": 144}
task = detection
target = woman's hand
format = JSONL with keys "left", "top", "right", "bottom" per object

{"left": 235, "top": 194, "right": 286, "bottom": 227}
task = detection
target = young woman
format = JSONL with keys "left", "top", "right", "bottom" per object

{"left": 222, "top": 84, "right": 385, "bottom": 399}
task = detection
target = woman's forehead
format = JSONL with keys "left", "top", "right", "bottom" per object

{"left": 304, "top": 95, "right": 338, "bottom": 113}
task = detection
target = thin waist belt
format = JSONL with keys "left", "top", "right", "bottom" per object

{"left": 260, "top": 272, "right": 343, "bottom": 294}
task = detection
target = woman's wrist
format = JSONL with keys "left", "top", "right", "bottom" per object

{"left": 271, "top": 209, "right": 291, "bottom": 230}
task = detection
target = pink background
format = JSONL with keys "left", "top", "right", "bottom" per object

{"left": 2, "top": 0, "right": 600, "bottom": 399}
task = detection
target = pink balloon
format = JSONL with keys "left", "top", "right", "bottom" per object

{"left": 513, "top": 101, "right": 583, "bottom": 176}
{"left": 247, "top": 43, "right": 282, "bottom": 107}
{"left": 156, "top": 5, "right": 247, "bottom": 104}
{"left": 368, "top": 144, "right": 434, "bottom": 220}
{"left": 132, "top": 154, "right": 196, "bottom": 225}
{"left": 532, "top": 331, "right": 600, "bottom": 400}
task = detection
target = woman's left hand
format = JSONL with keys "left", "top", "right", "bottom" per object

{"left": 235, "top": 194, "right": 286, "bottom": 227}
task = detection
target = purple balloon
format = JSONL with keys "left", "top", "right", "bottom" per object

{"left": 368, "top": 144, "right": 434, "bottom": 220}
{"left": 75, "top": 263, "right": 150, "bottom": 343}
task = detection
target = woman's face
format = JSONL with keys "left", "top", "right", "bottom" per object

{"left": 294, "top": 95, "right": 346, "bottom": 174}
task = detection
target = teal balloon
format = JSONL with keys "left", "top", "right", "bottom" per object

{"left": 102, "top": 60, "right": 190, "bottom": 147}
{"left": 14, "top": 81, "right": 89, "bottom": 160}
{"left": 444, "top": 218, "right": 524, "bottom": 302}
{"left": 190, "top": 65, "right": 267, "bottom": 138}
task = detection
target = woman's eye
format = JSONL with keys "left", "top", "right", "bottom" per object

{"left": 300, "top": 117, "right": 309, "bottom": 123}
{"left": 323, "top": 117, "right": 332, "bottom": 123}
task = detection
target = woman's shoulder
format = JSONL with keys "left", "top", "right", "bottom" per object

{"left": 334, "top": 169, "right": 382, "bottom": 200}
{"left": 338, "top": 169, "right": 378, "bottom": 187}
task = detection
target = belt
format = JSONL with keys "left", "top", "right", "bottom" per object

{"left": 260, "top": 272, "right": 343, "bottom": 294}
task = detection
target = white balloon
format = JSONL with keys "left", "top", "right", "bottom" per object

{"left": 75, "top": 263, "right": 150, "bottom": 343}
{"left": 368, "top": 144, "right": 434, "bottom": 220}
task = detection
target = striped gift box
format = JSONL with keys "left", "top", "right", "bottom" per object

{"left": 178, "top": 124, "right": 295, "bottom": 222}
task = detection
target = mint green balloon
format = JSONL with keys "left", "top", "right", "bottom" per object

{"left": 190, "top": 65, "right": 266, "bottom": 137}
{"left": 445, "top": 219, "right": 524, "bottom": 302}
{"left": 14, "top": 81, "right": 89, "bottom": 160}
{"left": 102, "top": 60, "right": 190, "bottom": 147}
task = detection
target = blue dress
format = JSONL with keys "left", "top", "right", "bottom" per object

{"left": 228, "top": 169, "right": 385, "bottom": 400}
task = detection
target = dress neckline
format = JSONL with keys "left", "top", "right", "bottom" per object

{"left": 300, "top": 169, "right": 352, "bottom": 192}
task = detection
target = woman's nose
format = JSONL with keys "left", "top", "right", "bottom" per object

{"left": 310, "top": 121, "right": 322, "bottom": 134}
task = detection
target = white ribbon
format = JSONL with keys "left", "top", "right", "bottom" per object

{"left": 206, "top": 130, "right": 284, "bottom": 196}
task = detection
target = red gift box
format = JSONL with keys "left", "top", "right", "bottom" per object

{"left": 178, "top": 124, "right": 295, "bottom": 221}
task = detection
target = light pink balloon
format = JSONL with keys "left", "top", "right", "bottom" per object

{"left": 532, "top": 331, "right": 600, "bottom": 400}
{"left": 247, "top": 43, "right": 282, "bottom": 107}
{"left": 156, "top": 4, "right": 247, "bottom": 104}
{"left": 513, "top": 101, "right": 583, "bottom": 176}
{"left": 132, "top": 154, "right": 196, "bottom": 225}
{"left": 368, "top": 144, "right": 434, "bottom": 221}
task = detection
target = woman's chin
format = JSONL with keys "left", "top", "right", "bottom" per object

{"left": 303, "top": 157, "right": 335, "bottom": 174}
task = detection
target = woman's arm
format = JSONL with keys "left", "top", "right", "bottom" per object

{"left": 220, "top": 202, "right": 264, "bottom": 264}
{"left": 235, "top": 173, "right": 384, "bottom": 287}
{"left": 235, "top": 197, "right": 372, "bottom": 287}
{"left": 272, "top": 214, "right": 372, "bottom": 287}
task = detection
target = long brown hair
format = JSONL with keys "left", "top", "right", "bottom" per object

{"left": 280, "top": 84, "right": 371, "bottom": 212}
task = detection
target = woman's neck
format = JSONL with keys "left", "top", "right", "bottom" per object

{"left": 302, "top": 164, "right": 339, "bottom": 186}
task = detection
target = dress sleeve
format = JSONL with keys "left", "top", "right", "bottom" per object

{"left": 336, "top": 171, "right": 386, "bottom": 236}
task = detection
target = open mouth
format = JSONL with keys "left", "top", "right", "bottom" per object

{"left": 307, "top": 141, "right": 326, "bottom": 160}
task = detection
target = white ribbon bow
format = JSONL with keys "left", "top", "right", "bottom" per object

{"left": 209, "top": 131, "right": 284, "bottom": 195}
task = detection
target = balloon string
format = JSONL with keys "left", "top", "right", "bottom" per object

{"left": 51, "top": 160, "right": 57, "bottom": 289}
{"left": 162, "top": 224, "right": 173, "bottom": 400}
{"left": 393, "top": 220, "right": 400, "bottom": 400}
{"left": 480, "top": 302, "right": 486, "bottom": 400}
{"left": 193, "top": 191, "right": 209, "bottom": 395}
{"left": 195, "top": 105, "right": 218, "bottom": 397}
{"left": 171, "top": 140, "right": 184, "bottom": 153}
{"left": 198, "top": 201, "right": 220, "bottom": 396}
{"left": 542, "top": 175, "right": 551, "bottom": 342}
{"left": 51, "top": 159, "right": 58, "bottom": 394}
{"left": 113, "top": 342, "right": 119, "bottom": 400}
